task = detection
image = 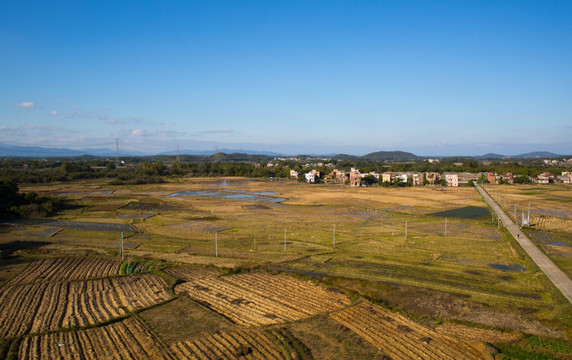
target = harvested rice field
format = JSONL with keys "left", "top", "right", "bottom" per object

{"left": 1, "top": 178, "right": 570, "bottom": 359}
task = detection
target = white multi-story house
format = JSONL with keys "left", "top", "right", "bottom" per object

{"left": 305, "top": 172, "right": 316, "bottom": 183}
{"left": 445, "top": 174, "right": 459, "bottom": 187}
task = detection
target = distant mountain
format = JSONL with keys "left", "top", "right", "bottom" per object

{"left": 159, "top": 148, "right": 285, "bottom": 157}
{"left": 475, "top": 153, "right": 506, "bottom": 159}
{"left": 473, "top": 151, "right": 563, "bottom": 159}
{"left": 361, "top": 151, "right": 420, "bottom": 161}
{"left": 0, "top": 143, "right": 147, "bottom": 158}
{"left": 512, "top": 151, "right": 561, "bottom": 158}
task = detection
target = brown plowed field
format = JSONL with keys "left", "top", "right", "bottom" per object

{"left": 329, "top": 302, "right": 486, "bottom": 360}
{"left": 18, "top": 317, "right": 170, "bottom": 360}
{"left": 5, "top": 257, "right": 121, "bottom": 286}
{"left": 175, "top": 273, "right": 350, "bottom": 326}
{"left": 170, "top": 328, "right": 309, "bottom": 360}
{"left": 0, "top": 274, "right": 171, "bottom": 338}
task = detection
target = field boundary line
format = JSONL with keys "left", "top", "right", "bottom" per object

{"left": 475, "top": 184, "right": 572, "bottom": 304}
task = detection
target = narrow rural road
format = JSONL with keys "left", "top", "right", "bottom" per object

{"left": 475, "top": 184, "right": 572, "bottom": 304}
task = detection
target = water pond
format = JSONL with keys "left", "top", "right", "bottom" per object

{"left": 489, "top": 264, "right": 527, "bottom": 272}
{"left": 167, "top": 190, "right": 285, "bottom": 203}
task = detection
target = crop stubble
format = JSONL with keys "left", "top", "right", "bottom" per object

{"left": 18, "top": 317, "right": 168, "bottom": 359}
{"left": 0, "top": 272, "right": 170, "bottom": 337}
{"left": 329, "top": 302, "right": 486, "bottom": 360}
{"left": 175, "top": 272, "right": 350, "bottom": 326}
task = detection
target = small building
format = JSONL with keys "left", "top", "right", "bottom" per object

{"left": 382, "top": 172, "right": 395, "bottom": 183}
{"left": 349, "top": 169, "right": 362, "bottom": 187}
{"left": 412, "top": 173, "right": 424, "bottom": 186}
{"left": 501, "top": 173, "right": 514, "bottom": 184}
{"left": 557, "top": 175, "right": 572, "bottom": 184}
{"left": 304, "top": 172, "right": 316, "bottom": 183}
{"left": 396, "top": 173, "right": 408, "bottom": 183}
{"left": 424, "top": 172, "right": 439, "bottom": 185}
{"left": 289, "top": 170, "right": 299, "bottom": 179}
{"left": 445, "top": 173, "right": 459, "bottom": 187}
{"left": 535, "top": 172, "right": 554, "bottom": 184}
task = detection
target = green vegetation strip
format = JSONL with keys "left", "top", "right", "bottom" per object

{"left": 495, "top": 336, "right": 572, "bottom": 360}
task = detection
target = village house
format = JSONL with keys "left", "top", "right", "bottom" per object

{"left": 557, "top": 174, "right": 572, "bottom": 184}
{"left": 304, "top": 172, "right": 316, "bottom": 183}
{"left": 349, "top": 168, "right": 361, "bottom": 187}
{"left": 501, "top": 173, "right": 514, "bottom": 184}
{"left": 368, "top": 172, "right": 381, "bottom": 182}
{"left": 535, "top": 172, "right": 554, "bottom": 184}
{"left": 424, "top": 172, "right": 439, "bottom": 185}
{"left": 382, "top": 172, "right": 395, "bottom": 183}
{"left": 396, "top": 173, "right": 408, "bottom": 183}
{"left": 412, "top": 173, "right": 424, "bottom": 186}
{"left": 289, "top": 170, "right": 299, "bottom": 179}
{"left": 457, "top": 172, "right": 480, "bottom": 185}
{"left": 445, "top": 173, "right": 459, "bottom": 187}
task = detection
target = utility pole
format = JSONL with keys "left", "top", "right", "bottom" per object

{"left": 333, "top": 224, "right": 336, "bottom": 247}
{"left": 514, "top": 204, "right": 517, "bottom": 220}
{"left": 528, "top": 203, "right": 531, "bottom": 225}
{"left": 115, "top": 138, "right": 120, "bottom": 165}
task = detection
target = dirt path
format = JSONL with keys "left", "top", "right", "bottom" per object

{"left": 475, "top": 184, "right": 572, "bottom": 303}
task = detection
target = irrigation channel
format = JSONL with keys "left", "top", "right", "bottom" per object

{"left": 475, "top": 184, "right": 572, "bottom": 304}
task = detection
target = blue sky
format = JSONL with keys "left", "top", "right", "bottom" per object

{"left": 1, "top": 1, "right": 571, "bottom": 156}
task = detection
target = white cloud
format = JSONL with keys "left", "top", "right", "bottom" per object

{"left": 14, "top": 101, "right": 35, "bottom": 108}
{"left": 131, "top": 129, "right": 144, "bottom": 136}
{"left": 50, "top": 110, "right": 58, "bottom": 116}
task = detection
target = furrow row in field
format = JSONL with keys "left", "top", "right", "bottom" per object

{"left": 329, "top": 303, "right": 484, "bottom": 360}
{"left": 176, "top": 282, "right": 279, "bottom": 326}
{"left": 175, "top": 278, "right": 307, "bottom": 326}
{"left": 0, "top": 274, "right": 171, "bottom": 337}
{"left": 175, "top": 272, "right": 351, "bottom": 327}
{"left": 165, "top": 267, "right": 221, "bottom": 282}
{"left": 223, "top": 273, "right": 350, "bottom": 313}
{"left": 6, "top": 257, "right": 121, "bottom": 286}
{"left": 18, "top": 317, "right": 170, "bottom": 360}
{"left": 170, "top": 330, "right": 290, "bottom": 360}
{"left": 114, "top": 275, "right": 171, "bottom": 311}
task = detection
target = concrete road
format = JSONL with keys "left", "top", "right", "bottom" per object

{"left": 475, "top": 184, "right": 572, "bottom": 304}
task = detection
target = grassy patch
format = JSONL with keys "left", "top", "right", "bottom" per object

{"left": 495, "top": 336, "right": 572, "bottom": 360}
{"left": 288, "top": 314, "right": 383, "bottom": 360}
{"left": 119, "top": 260, "right": 128, "bottom": 275}
{"left": 138, "top": 297, "right": 236, "bottom": 345}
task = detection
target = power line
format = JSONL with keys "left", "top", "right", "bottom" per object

{"left": 115, "top": 138, "right": 120, "bottom": 164}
